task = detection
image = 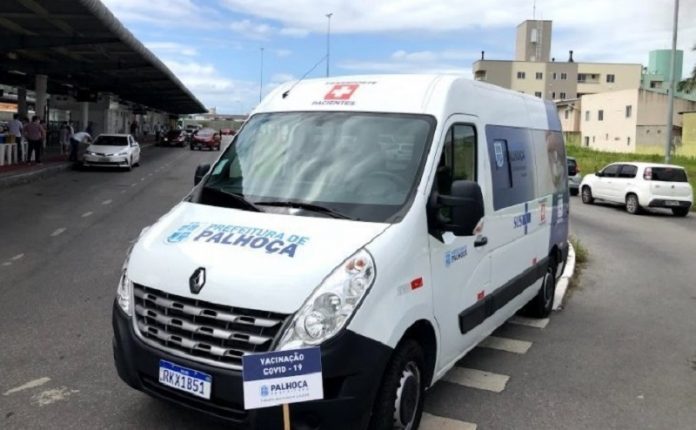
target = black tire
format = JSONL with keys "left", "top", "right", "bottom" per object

{"left": 368, "top": 339, "right": 426, "bottom": 430}
{"left": 625, "top": 193, "right": 641, "bottom": 215}
{"left": 570, "top": 188, "right": 579, "bottom": 196}
{"left": 190, "top": 144, "right": 194, "bottom": 150}
{"left": 581, "top": 186, "right": 594, "bottom": 204}
{"left": 525, "top": 257, "right": 557, "bottom": 318}
{"left": 672, "top": 207, "right": 690, "bottom": 217}
{"left": 125, "top": 158, "right": 132, "bottom": 171}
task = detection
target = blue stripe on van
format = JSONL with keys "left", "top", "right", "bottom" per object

{"left": 544, "top": 100, "right": 562, "bottom": 132}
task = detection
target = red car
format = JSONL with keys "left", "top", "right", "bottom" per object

{"left": 190, "top": 128, "right": 221, "bottom": 151}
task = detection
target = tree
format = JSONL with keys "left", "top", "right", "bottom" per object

{"left": 677, "top": 44, "right": 696, "bottom": 93}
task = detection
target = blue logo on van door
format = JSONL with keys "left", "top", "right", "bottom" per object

{"left": 445, "top": 246, "right": 468, "bottom": 267}
{"left": 166, "top": 222, "right": 201, "bottom": 243}
{"left": 494, "top": 140, "right": 505, "bottom": 168}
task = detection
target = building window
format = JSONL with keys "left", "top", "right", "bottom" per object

{"left": 592, "top": 136, "right": 596, "bottom": 143}
{"left": 535, "top": 72, "right": 543, "bottom": 80}
{"left": 560, "top": 92, "right": 567, "bottom": 99}
{"left": 560, "top": 73, "right": 568, "bottom": 80}
{"left": 564, "top": 110, "right": 569, "bottom": 119}
{"left": 534, "top": 91, "right": 542, "bottom": 98}
{"left": 585, "top": 111, "right": 590, "bottom": 121}
{"left": 627, "top": 137, "right": 631, "bottom": 146}
{"left": 657, "top": 129, "right": 661, "bottom": 134}
{"left": 598, "top": 110, "right": 604, "bottom": 121}
{"left": 578, "top": 73, "right": 586, "bottom": 82}
{"left": 607, "top": 74, "right": 615, "bottom": 83}
{"left": 517, "top": 71, "right": 526, "bottom": 79}
{"left": 625, "top": 105, "right": 632, "bottom": 118}
{"left": 552, "top": 92, "right": 556, "bottom": 99}
{"left": 552, "top": 72, "right": 557, "bottom": 80}
{"left": 605, "top": 133, "right": 609, "bottom": 140}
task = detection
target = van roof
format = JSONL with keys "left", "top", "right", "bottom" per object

{"left": 256, "top": 74, "right": 556, "bottom": 131}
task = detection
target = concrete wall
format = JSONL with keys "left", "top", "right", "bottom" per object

{"left": 636, "top": 90, "right": 696, "bottom": 127}
{"left": 472, "top": 60, "right": 512, "bottom": 88}
{"left": 515, "top": 20, "right": 552, "bottom": 62}
{"left": 580, "top": 89, "right": 638, "bottom": 152}
{"left": 682, "top": 112, "right": 696, "bottom": 157}
{"left": 546, "top": 62, "right": 579, "bottom": 100}
{"left": 558, "top": 102, "right": 581, "bottom": 132}
{"left": 576, "top": 63, "right": 643, "bottom": 95}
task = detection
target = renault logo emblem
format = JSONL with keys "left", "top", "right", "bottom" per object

{"left": 189, "top": 267, "right": 206, "bottom": 294}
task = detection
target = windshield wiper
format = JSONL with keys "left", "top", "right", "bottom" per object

{"left": 202, "top": 186, "right": 262, "bottom": 212}
{"left": 256, "top": 201, "right": 353, "bottom": 220}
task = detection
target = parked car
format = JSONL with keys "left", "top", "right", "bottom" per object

{"left": 183, "top": 124, "right": 201, "bottom": 140}
{"left": 580, "top": 162, "right": 693, "bottom": 216}
{"left": 220, "top": 128, "right": 236, "bottom": 136}
{"left": 82, "top": 134, "right": 141, "bottom": 171}
{"left": 567, "top": 157, "right": 582, "bottom": 196}
{"left": 159, "top": 129, "right": 186, "bottom": 147}
{"left": 190, "top": 127, "right": 221, "bottom": 151}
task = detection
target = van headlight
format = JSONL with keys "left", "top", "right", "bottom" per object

{"left": 278, "top": 249, "right": 376, "bottom": 350}
{"left": 117, "top": 266, "right": 133, "bottom": 316}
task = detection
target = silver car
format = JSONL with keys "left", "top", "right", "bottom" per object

{"left": 567, "top": 156, "right": 582, "bottom": 196}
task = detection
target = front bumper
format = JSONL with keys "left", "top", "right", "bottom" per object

{"left": 83, "top": 154, "right": 129, "bottom": 167}
{"left": 648, "top": 199, "right": 692, "bottom": 209}
{"left": 112, "top": 302, "right": 392, "bottom": 429}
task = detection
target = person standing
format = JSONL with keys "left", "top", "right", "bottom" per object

{"left": 130, "top": 120, "right": 138, "bottom": 138}
{"left": 70, "top": 130, "right": 91, "bottom": 163}
{"left": 24, "top": 116, "right": 45, "bottom": 164}
{"left": 8, "top": 114, "right": 23, "bottom": 160}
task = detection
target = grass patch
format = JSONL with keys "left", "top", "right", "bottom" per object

{"left": 567, "top": 235, "right": 588, "bottom": 291}
{"left": 566, "top": 145, "right": 696, "bottom": 210}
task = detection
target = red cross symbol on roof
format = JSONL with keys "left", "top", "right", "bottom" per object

{"left": 324, "top": 84, "right": 359, "bottom": 100}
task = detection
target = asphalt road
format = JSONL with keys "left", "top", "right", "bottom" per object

{"left": 1, "top": 152, "right": 695, "bottom": 429}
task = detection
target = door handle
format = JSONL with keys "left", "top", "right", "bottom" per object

{"left": 474, "top": 236, "right": 488, "bottom": 248}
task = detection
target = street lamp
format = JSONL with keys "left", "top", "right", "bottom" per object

{"left": 665, "top": 0, "right": 679, "bottom": 163}
{"left": 325, "top": 13, "right": 333, "bottom": 77}
{"left": 259, "top": 47, "right": 265, "bottom": 103}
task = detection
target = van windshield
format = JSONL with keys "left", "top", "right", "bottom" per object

{"left": 199, "top": 112, "right": 435, "bottom": 222}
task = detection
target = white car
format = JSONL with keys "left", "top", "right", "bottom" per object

{"left": 83, "top": 134, "right": 141, "bottom": 170}
{"left": 580, "top": 162, "right": 693, "bottom": 216}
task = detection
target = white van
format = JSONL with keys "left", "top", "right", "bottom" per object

{"left": 113, "top": 75, "right": 569, "bottom": 429}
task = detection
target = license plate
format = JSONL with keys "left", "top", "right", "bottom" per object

{"left": 665, "top": 200, "right": 680, "bottom": 207}
{"left": 99, "top": 157, "right": 111, "bottom": 162}
{"left": 158, "top": 360, "right": 212, "bottom": 399}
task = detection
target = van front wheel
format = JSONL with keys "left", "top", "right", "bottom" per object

{"left": 368, "top": 339, "right": 425, "bottom": 430}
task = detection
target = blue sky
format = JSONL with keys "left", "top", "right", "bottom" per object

{"left": 101, "top": 0, "right": 696, "bottom": 114}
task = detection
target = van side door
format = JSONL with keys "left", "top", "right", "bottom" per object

{"left": 428, "top": 118, "right": 492, "bottom": 368}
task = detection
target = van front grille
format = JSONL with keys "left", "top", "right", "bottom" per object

{"left": 133, "top": 284, "right": 289, "bottom": 370}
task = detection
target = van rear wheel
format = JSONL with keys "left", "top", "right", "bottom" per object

{"left": 368, "top": 339, "right": 425, "bottom": 430}
{"left": 525, "top": 258, "right": 557, "bottom": 318}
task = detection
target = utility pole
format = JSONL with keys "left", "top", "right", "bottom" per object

{"left": 259, "top": 47, "right": 265, "bottom": 103}
{"left": 665, "top": 0, "right": 679, "bottom": 163}
{"left": 326, "top": 13, "right": 333, "bottom": 77}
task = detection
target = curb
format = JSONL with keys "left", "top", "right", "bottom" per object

{"left": 552, "top": 242, "right": 575, "bottom": 311}
{"left": 0, "top": 162, "right": 73, "bottom": 189}
{"left": 0, "top": 141, "right": 158, "bottom": 190}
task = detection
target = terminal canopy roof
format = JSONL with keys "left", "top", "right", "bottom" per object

{"left": 0, "top": 0, "right": 205, "bottom": 114}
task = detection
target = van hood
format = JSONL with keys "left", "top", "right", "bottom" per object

{"left": 128, "top": 202, "right": 388, "bottom": 314}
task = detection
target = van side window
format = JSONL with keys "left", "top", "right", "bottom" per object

{"left": 437, "top": 124, "right": 477, "bottom": 195}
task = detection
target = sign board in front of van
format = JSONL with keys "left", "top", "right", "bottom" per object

{"left": 242, "top": 347, "right": 323, "bottom": 410}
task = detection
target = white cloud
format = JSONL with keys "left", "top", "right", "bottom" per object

{"left": 274, "top": 49, "right": 293, "bottom": 58}
{"left": 163, "top": 59, "right": 259, "bottom": 113}
{"left": 229, "top": 19, "right": 274, "bottom": 40}
{"left": 219, "top": 0, "right": 696, "bottom": 68}
{"left": 279, "top": 27, "right": 310, "bottom": 38}
{"left": 145, "top": 42, "right": 198, "bottom": 56}
{"left": 101, "top": 0, "right": 220, "bottom": 28}
{"left": 270, "top": 73, "right": 296, "bottom": 83}
{"left": 340, "top": 48, "right": 475, "bottom": 75}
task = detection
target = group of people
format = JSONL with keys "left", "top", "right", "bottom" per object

{"left": 4, "top": 114, "right": 47, "bottom": 165}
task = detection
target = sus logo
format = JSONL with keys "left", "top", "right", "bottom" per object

{"left": 166, "top": 222, "right": 201, "bottom": 243}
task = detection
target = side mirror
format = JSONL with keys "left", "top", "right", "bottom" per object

{"left": 194, "top": 163, "right": 211, "bottom": 185}
{"left": 595, "top": 171, "right": 603, "bottom": 177}
{"left": 435, "top": 180, "right": 484, "bottom": 236}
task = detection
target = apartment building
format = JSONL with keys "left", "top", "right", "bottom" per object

{"left": 473, "top": 20, "right": 643, "bottom": 101}
{"left": 580, "top": 89, "right": 696, "bottom": 154}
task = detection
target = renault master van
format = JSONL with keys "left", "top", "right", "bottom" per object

{"left": 113, "top": 74, "right": 569, "bottom": 429}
